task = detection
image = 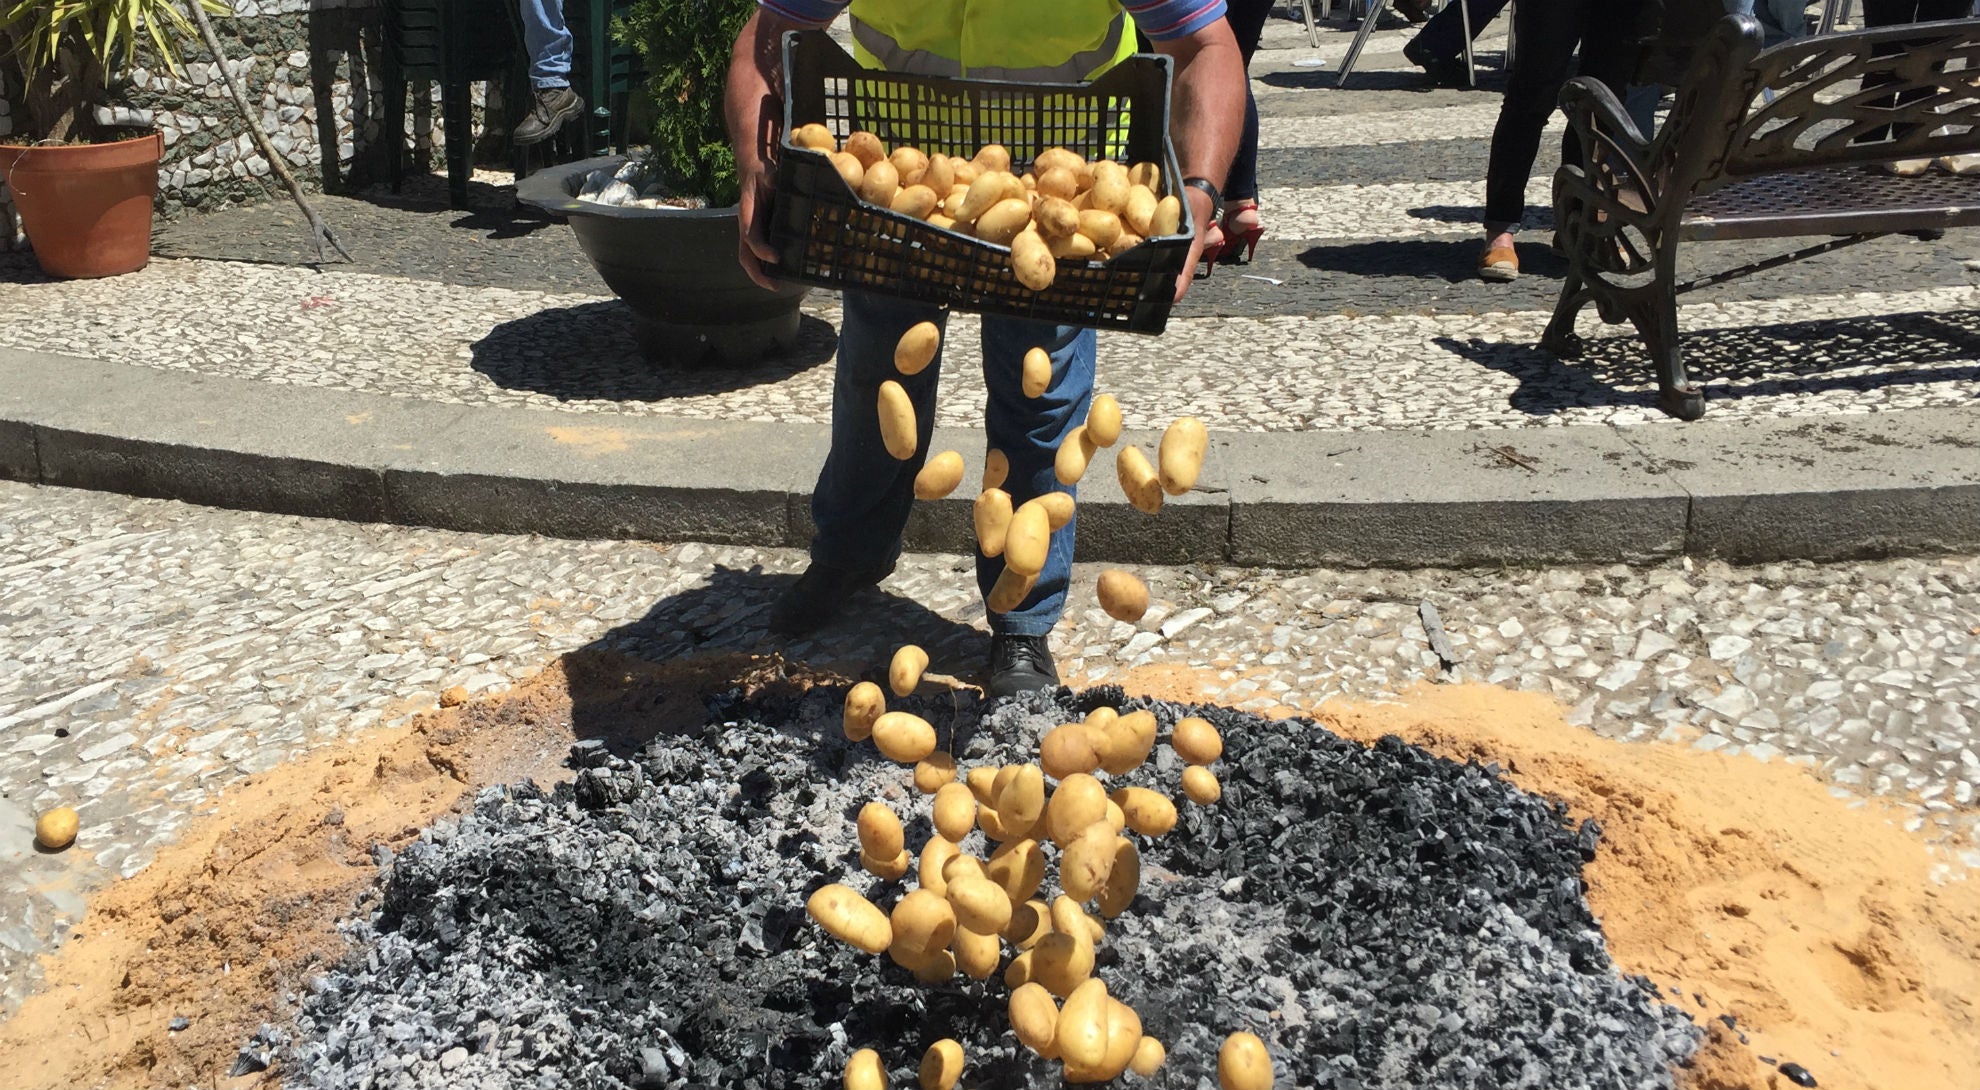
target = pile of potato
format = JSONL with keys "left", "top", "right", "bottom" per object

{"left": 790, "top": 125, "right": 1183, "bottom": 293}
{"left": 810, "top": 657, "right": 1268, "bottom": 1089}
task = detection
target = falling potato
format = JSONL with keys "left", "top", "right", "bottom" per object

{"left": 872, "top": 711, "right": 937, "bottom": 764}
{"left": 807, "top": 883, "right": 893, "bottom": 954}
{"left": 1095, "top": 570, "right": 1149, "bottom": 623}
{"left": 896, "top": 322, "right": 941, "bottom": 375}
{"left": 1219, "top": 1032, "right": 1274, "bottom": 1090}
{"left": 34, "top": 806, "right": 79, "bottom": 851}
{"left": 913, "top": 752, "right": 957, "bottom": 793}
{"left": 919, "top": 1039, "right": 964, "bottom": 1090}
{"left": 844, "top": 681, "right": 886, "bottom": 742}
{"left": 1021, "top": 346, "right": 1052, "bottom": 398}
{"left": 1172, "top": 716, "right": 1224, "bottom": 764}
{"left": 1056, "top": 977, "right": 1110, "bottom": 1068}
{"left": 932, "top": 782, "right": 977, "bottom": 843}
{"left": 877, "top": 381, "right": 918, "bottom": 460}
{"left": 1009, "top": 982, "right": 1060, "bottom": 1054}
{"left": 1054, "top": 426, "right": 1097, "bottom": 486}
{"left": 1115, "top": 445, "right": 1163, "bottom": 515}
{"left": 1003, "top": 501, "right": 1051, "bottom": 579}
{"left": 846, "top": 1048, "right": 888, "bottom": 1090}
{"left": 986, "top": 566, "right": 1036, "bottom": 614}
{"left": 982, "top": 449, "right": 1010, "bottom": 490}
{"left": 1158, "top": 416, "right": 1208, "bottom": 496}
{"left": 1110, "top": 786, "right": 1178, "bottom": 836}
{"left": 974, "top": 488, "right": 1014, "bottom": 558}
{"left": 1182, "top": 765, "right": 1223, "bottom": 805}
{"left": 1130, "top": 1036, "right": 1166, "bottom": 1077}
{"left": 889, "top": 644, "right": 929, "bottom": 697}
{"left": 1085, "top": 394, "right": 1122, "bottom": 447}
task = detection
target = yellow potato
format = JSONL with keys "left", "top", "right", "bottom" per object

{"left": 1050, "top": 895, "right": 1105, "bottom": 944}
{"left": 966, "top": 766, "right": 999, "bottom": 805}
{"left": 1182, "top": 765, "right": 1222, "bottom": 805}
{"left": 996, "top": 763, "right": 1047, "bottom": 829}
{"left": 1110, "top": 786, "right": 1178, "bottom": 836}
{"left": 1010, "top": 982, "right": 1060, "bottom": 1054}
{"left": 1060, "top": 823, "right": 1117, "bottom": 901}
{"left": 973, "top": 487, "right": 1013, "bottom": 558}
{"left": 1085, "top": 707, "right": 1118, "bottom": 730}
{"left": 862, "top": 847, "right": 911, "bottom": 880}
{"left": 890, "top": 146, "right": 929, "bottom": 182}
{"left": 928, "top": 212, "right": 957, "bottom": 230}
{"left": 947, "top": 874, "right": 1013, "bottom": 934}
{"left": 858, "top": 158, "right": 901, "bottom": 207}
{"left": 914, "top": 751, "right": 957, "bottom": 793}
{"left": 892, "top": 887, "right": 957, "bottom": 955}
{"left": 918, "top": 1039, "right": 963, "bottom": 1090}
{"left": 877, "top": 381, "right": 917, "bottom": 460}
{"left": 988, "top": 837, "right": 1047, "bottom": 903}
{"left": 904, "top": 943, "right": 957, "bottom": 983}
{"left": 1003, "top": 501, "right": 1051, "bottom": 579}
{"left": 1115, "top": 445, "right": 1163, "bottom": 514}
{"left": 1004, "top": 948, "right": 1035, "bottom": 990}
{"left": 1027, "top": 925, "right": 1095, "bottom": 995}
{"left": 973, "top": 143, "right": 1012, "bottom": 173}
{"left": 1172, "top": 716, "right": 1224, "bottom": 764}
{"left": 1034, "top": 490, "right": 1074, "bottom": 531}
{"left": 943, "top": 854, "right": 987, "bottom": 884}
{"left": 1096, "top": 999, "right": 1143, "bottom": 1080}
{"left": 1101, "top": 709, "right": 1158, "bottom": 775}
{"left": 1219, "top": 1032, "right": 1273, "bottom": 1090}
{"left": 1084, "top": 394, "right": 1122, "bottom": 447}
{"left": 859, "top": 800, "right": 906, "bottom": 859}
{"left": 1039, "top": 722, "right": 1106, "bottom": 779}
{"left": 844, "top": 680, "right": 886, "bottom": 742}
{"left": 1054, "top": 425, "right": 1097, "bottom": 486}
{"left": 34, "top": 806, "right": 79, "bottom": 851}
{"left": 1047, "top": 773, "right": 1109, "bottom": 847}
{"left": 1105, "top": 799, "right": 1127, "bottom": 833}
{"left": 1021, "top": 171, "right": 1037, "bottom": 190}
{"left": 1006, "top": 897, "right": 1052, "bottom": 948}
{"left": 1021, "top": 346, "right": 1052, "bottom": 398}
{"left": 1009, "top": 228, "right": 1056, "bottom": 291}
{"left": 894, "top": 321, "right": 940, "bottom": 375}
{"left": 952, "top": 159, "right": 981, "bottom": 185}
{"left": 1034, "top": 147, "right": 1085, "bottom": 176}
{"left": 846, "top": 1048, "right": 887, "bottom": 1090}
{"left": 1123, "top": 184, "right": 1158, "bottom": 236}
{"left": 923, "top": 153, "right": 956, "bottom": 194}
{"left": 1036, "top": 167, "right": 1079, "bottom": 202}
{"left": 1150, "top": 193, "right": 1183, "bottom": 236}
{"left": 1095, "top": 570, "right": 1148, "bottom": 624}
{"left": 1087, "top": 170, "right": 1129, "bottom": 215}
{"left": 1130, "top": 1036, "right": 1167, "bottom": 1078}
{"left": 1097, "top": 835, "right": 1139, "bottom": 918}
{"left": 942, "top": 187, "right": 969, "bottom": 219}
{"left": 891, "top": 183, "right": 940, "bottom": 219}
{"left": 987, "top": 567, "right": 1035, "bottom": 613}
{"left": 1106, "top": 231, "right": 1143, "bottom": 257}
{"left": 845, "top": 130, "right": 887, "bottom": 168}
{"left": 791, "top": 122, "right": 836, "bottom": 151}
{"left": 1034, "top": 194, "right": 1079, "bottom": 238}
{"left": 1091, "top": 159, "right": 1127, "bottom": 183}
{"left": 828, "top": 151, "right": 865, "bottom": 191}
{"left": 873, "top": 711, "right": 937, "bottom": 763}
{"left": 1056, "top": 978, "right": 1110, "bottom": 1068}
{"left": 953, "top": 925, "right": 1000, "bottom": 980}
{"left": 933, "top": 782, "right": 977, "bottom": 842}
{"left": 982, "top": 448, "right": 1009, "bottom": 490}
{"left": 807, "top": 883, "right": 893, "bottom": 954}
{"left": 1159, "top": 416, "right": 1208, "bottom": 496}
{"left": 975, "top": 198, "right": 1033, "bottom": 246}
{"left": 957, "top": 171, "right": 1020, "bottom": 222}
{"left": 890, "top": 643, "right": 929, "bottom": 697}
{"left": 1075, "top": 209, "right": 1122, "bottom": 250}
{"left": 1047, "top": 231, "right": 1098, "bottom": 261}
{"left": 1129, "top": 161, "right": 1161, "bottom": 189}
{"left": 920, "top": 834, "right": 960, "bottom": 895}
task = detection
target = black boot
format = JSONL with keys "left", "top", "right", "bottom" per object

{"left": 767, "top": 561, "right": 892, "bottom": 636}
{"left": 514, "top": 86, "right": 583, "bottom": 146}
{"left": 986, "top": 634, "right": 1060, "bottom": 702}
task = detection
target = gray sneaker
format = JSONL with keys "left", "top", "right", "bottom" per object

{"left": 514, "top": 86, "right": 583, "bottom": 146}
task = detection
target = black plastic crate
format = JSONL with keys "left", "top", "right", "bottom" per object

{"left": 769, "top": 31, "right": 1192, "bottom": 334}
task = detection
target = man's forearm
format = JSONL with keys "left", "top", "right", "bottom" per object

{"left": 1156, "top": 23, "right": 1246, "bottom": 198}
{"left": 726, "top": 10, "right": 804, "bottom": 177}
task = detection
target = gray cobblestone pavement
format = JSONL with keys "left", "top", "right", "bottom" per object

{"left": 4, "top": 481, "right": 1977, "bottom": 1011}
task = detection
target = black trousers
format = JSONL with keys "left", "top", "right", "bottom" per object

{"left": 1223, "top": 0, "right": 1275, "bottom": 203}
{"left": 1483, "top": 0, "right": 1648, "bottom": 230}
{"left": 1861, "top": 0, "right": 1973, "bottom": 143}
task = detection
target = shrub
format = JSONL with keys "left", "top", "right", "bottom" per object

{"left": 616, "top": 0, "right": 757, "bottom": 207}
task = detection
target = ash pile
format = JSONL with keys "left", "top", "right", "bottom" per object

{"left": 286, "top": 685, "right": 1698, "bottom": 1090}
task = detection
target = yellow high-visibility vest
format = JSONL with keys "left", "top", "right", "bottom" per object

{"left": 848, "top": 0, "right": 1138, "bottom": 84}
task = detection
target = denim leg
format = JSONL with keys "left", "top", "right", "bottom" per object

{"left": 519, "top": 0, "right": 574, "bottom": 88}
{"left": 810, "top": 291, "right": 949, "bottom": 576}
{"left": 976, "top": 316, "right": 1096, "bottom": 637}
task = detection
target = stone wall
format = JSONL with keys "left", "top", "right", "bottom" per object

{"left": 1, "top": 0, "right": 454, "bottom": 252}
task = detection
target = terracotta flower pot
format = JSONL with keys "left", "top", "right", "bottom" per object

{"left": 0, "top": 131, "right": 162, "bottom": 279}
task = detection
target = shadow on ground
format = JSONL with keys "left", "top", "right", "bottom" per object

{"left": 470, "top": 303, "right": 837, "bottom": 399}
{"left": 1296, "top": 236, "right": 1569, "bottom": 285}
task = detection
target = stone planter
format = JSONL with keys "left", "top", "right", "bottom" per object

{"left": 517, "top": 156, "right": 810, "bottom": 365}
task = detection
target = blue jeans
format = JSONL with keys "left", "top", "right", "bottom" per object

{"left": 813, "top": 291, "right": 1095, "bottom": 637}
{"left": 519, "top": 0, "right": 572, "bottom": 88}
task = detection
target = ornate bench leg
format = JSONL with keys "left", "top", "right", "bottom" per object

{"left": 1628, "top": 277, "right": 1705, "bottom": 420}
{"left": 1542, "top": 271, "right": 1589, "bottom": 358}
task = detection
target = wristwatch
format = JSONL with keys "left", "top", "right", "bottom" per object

{"left": 1181, "top": 176, "right": 1223, "bottom": 223}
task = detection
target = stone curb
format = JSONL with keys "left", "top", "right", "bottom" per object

{"left": 3, "top": 348, "right": 1977, "bottom": 567}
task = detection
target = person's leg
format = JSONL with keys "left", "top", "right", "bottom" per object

{"left": 1217, "top": 0, "right": 1270, "bottom": 258}
{"left": 1480, "top": 0, "right": 1584, "bottom": 275}
{"left": 1413, "top": 0, "right": 1513, "bottom": 62}
{"left": 513, "top": 0, "right": 581, "bottom": 144}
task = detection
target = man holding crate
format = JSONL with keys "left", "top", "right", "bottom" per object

{"left": 726, "top": 0, "right": 1244, "bottom": 700}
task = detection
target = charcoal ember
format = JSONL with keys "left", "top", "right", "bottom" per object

{"left": 287, "top": 687, "right": 1700, "bottom": 1090}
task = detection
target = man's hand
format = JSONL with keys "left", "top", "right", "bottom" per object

{"left": 726, "top": 9, "right": 808, "bottom": 292}
{"left": 1153, "top": 19, "right": 1246, "bottom": 305}
{"left": 1172, "top": 184, "right": 1219, "bottom": 304}
{"left": 736, "top": 163, "right": 781, "bottom": 291}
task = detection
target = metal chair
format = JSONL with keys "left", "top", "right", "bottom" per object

{"left": 1818, "top": 0, "right": 1854, "bottom": 34}
{"left": 1336, "top": 0, "right": 1477, "bottom": 88}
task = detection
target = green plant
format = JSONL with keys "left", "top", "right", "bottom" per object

{"left": 0, "top": 0, "right": 227, "bottom": 143}
{"left": 617, "top": 0, "right": 757, "bottom": 207}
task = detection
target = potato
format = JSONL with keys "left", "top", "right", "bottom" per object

{"left": 1032, "top": 926, "right": 1094, "bottom": 997}
{"left": 966, "top": 765, "right": 1000, "bottom": 805}
{"left": 1172, "top": 716, "right": 1223, "bottom": 764}
{"left": 1085, "top": 706, "right": 1118, "bottom": 730}
{"left": 1105, "top": 799, "right": 1127, "bottom": 833}
{"left": 1002, "top": 500, "right": 1051, "bottom": 578}
{"left": 1182, "top": 765, "right": 1222, "bottom": 805}
{"left": 982, "top": 448, "right": 1009, "bottom": 490}
{"left": 1080, "top": 394, "right": 1122, "bottom": 448}
{"left": 34, "top": 806, "right": 79, "bottom": 851}
{"left": 1047, "top": 773, "right": 1109, "bottom": 847}
{"left": 1034, "top": 194, "right": 1079, "bottom": 238}
{"left": 942, "top": 187, "right": 969, "bottom": 219}
{"left": 973, "top": 143, "right": 1012, "bottom": 173}
{"left": 1047, "top": 231, "right": 1098, "bottom": 261}
{"left": 1159, "top": 416, "right": 1208, "bottom": 496}
{"left": 858, "top": 158, "right": 901, "bottom": 207}
{"left": 974, "top": 487, "right": 1013, "bottom": 558}
{"left": 1004, "top": 949, "right": 1035, "bottom": 990}
{"left": 892, "top": 887, "right": 957, "bottom": 955}
{"left": 996, "top": 763, "right": 1047, "bottom": 829}
{"left": 1150, "top": 193, "right": 1183, "bottom": 237}
{"left": 932, "top": 782, "right": 977, "bottom": 842}
{"left": 975, "top": 198, "right": 1033, "bottom": 246}
{"left": 862, "top": 846, "right": 911, "bottom": 880}
{"left": 890, "top": 146, "right": 929, "bottom": 181}
{"left": 920, "top": 834, "right": 960, "bottom": 895}
{"left": 918, "top": 1039, "right": 963, "bottom": 1090}
{"left": 923, "top": 153, "right": 956, "bottom": 194}
{"left": 845, "top": 131, "right": 887, "bottom": 167}
{"left": 914, "top": 751, "right": 957, "bottom": 793}
{"left": 987, "top": 837, "right": 1047, "bottom": 903}
{"left": 891, "top": 183, "right": 940, "bottom": 220}
{"left": 948, "top": 874, "right": 1013, "bottom": 934}
{"left": 877, "top": 380, "right": 917, "bottom": 460}
{"left": 1087, "top": 170, "right": 1129, "bottom": 215}
{"left": 828, "top": 151, "right": 865, "bottom": 191}
{"left": 953, "top": 925, "right": 1000, "bottom": 980}
{"left": 1095, "top": 570, "right": 1148, "bottom": 623}
{"left": 791, "top": 122, "right": 836, "bottom": 150}
{"left": 1050, "top": 894, "right": 1105, "bottom": 944}
{"left": 1032, "top": 490, "right": 1074, "bottom": 531}
{"left": 807, "top": 883, "right": 893, "bottom": 954}
{"left": 844, "top": 681, "right": 886, "bottom": 742}
{"left": 1096, "top": 999, "right": 1144, "bottom": 1080}
{"left": 952, "top": 158, "right": 981, "bottom": 185}
{"left": 1130, "top": 1036, "right": 1167, "bottom": 1077}
{"left": 893, "top": 320, "right": 940, "bottom": 375}
{"left": 1128, "top": 161, "right": 1161, "bottom": 189}
{"left": 1219, "top": 1032, "right": 1273, "bottom": 1090}
{"left": 987, "top": 567, "right": 1035, "bottom": 613}
{"left": 1032, "top": 167, "right": 1076, "bottom": 202}
{"left": 892, "top": 941, "right": 956, "bottom": 982}
{"left": 1115, "top": 445, "right": 1163, "bottom": 514}
{"left": 1075, "top": 209, "right": 1122, "bottom": 250}
{"left": 928, "top": 212, "right": 958, "bottom": 230}
{"left": 1009, "top": 228, "right": 1056, "bottom": 291}
{"left": 1056, "top": 978, "right": 1110, "bottom": 1068}
{"left": 1123, "top": 184, "right": 1158, "bottom": 236}
{"left": 1060, "top": 823, "right": 1116, "bottom": 901}
{"left": 1020, "top": 170, "right": 1037, "bottom": 191}
{"left": 1054, "top": 425, "right": 1097, "bottom": 486}
{"left": 1101, "top": 709, "right": 1158, "bottom": 774}
{"left": 1021, "top": 346, "right": 1052, "bottom": 398}
{"left": 845, "top": 1048, "right": 887, "bottom": 1090}
{"left": 1097, "top": 836, "right": 1139, "bottom": 918}
{"left": 890, "top": 644, "right": 929, "bottom": 697}
{"left": 1010, "top": 982, "right": 1060, "bottom": 1054}
{"left": 1106, "top": 231, "right": 1143, "bottom": 257}
{"left": 859, "top": 800, "right": 906, "bottom": 859}
{"left": 957, "top": 171, "right": 1020, "bottom": 222}
{"left": 873, "top": 711, "right": 937, "bottom": 763}
{"left": 1110, "top": 786, "right": 1178, "bottom": 836}
{"left": 1039, "top": 722, "right": 1106, "bottom": 779}
{"left": 1006, "top": 897, "right": 1052, "bottom": 948}
{"left": 943, "top": 854, "right": 987, "bottom": 884}
{"left": 1034, "top": 147, "right": 1085, "bottom": 176}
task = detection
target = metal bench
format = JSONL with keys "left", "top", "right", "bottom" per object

{"left": 1542, "top": 14, "right": 1980, "bottom": 419}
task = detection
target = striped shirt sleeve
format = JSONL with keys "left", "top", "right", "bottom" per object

{"left": 758, "top": 0, "right": 848, "bottom": 29}
{"left": 1122, "top": 0, "right": 1228, "bottom": 40}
